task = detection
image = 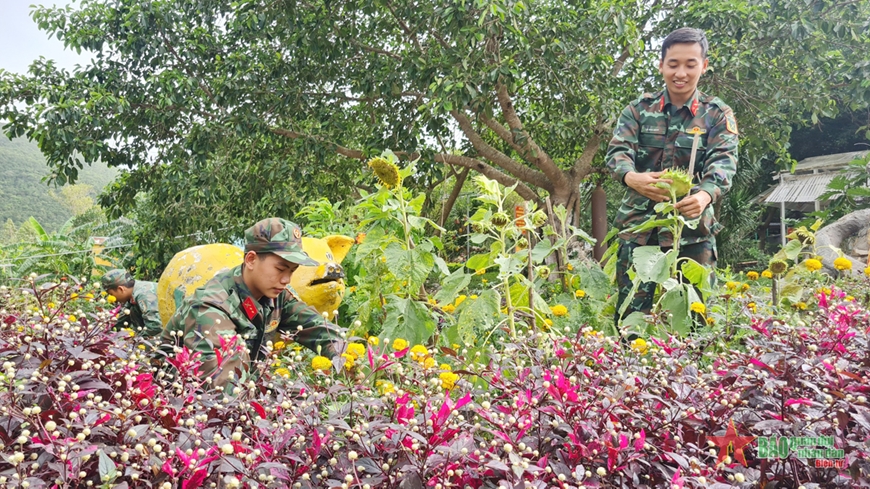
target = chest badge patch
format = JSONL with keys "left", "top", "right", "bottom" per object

{"left": 266, "top": 319, "right": 279, "bottom": 333}
{"left": 242, "top": 297, "right": 258, "bottom": 321}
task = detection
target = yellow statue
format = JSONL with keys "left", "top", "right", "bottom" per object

{"left": 157, "top": 236, "right": 354, "bottom": 325}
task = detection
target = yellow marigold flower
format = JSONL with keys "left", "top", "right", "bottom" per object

{"left": 47, "top": 302, "right": 56, "bottom": 309}
{"left": 392, "top": 338, "right": 409, "bottom": 351}
{"left": 690, "top": 302, "right": 706, "bottom": 314}
{"left": 439, "top": 363, "right": 452, "bottom": 371}
{"left": 481, "top": 278, "right": 488, "bottom": 284}
{"left": 348, "top": 286, "right": 357, "bottom": 293}
{"left": 706, "top": 317, "right": 715, "bottom": 325}
{"left": 725, "top": 281, "right": 737, "bottom": 290}
{"left": 368, "top": 156, "right": 401, "bottom": 188}
{"left": 630, "top": 338, "right": 648, "bottom": 355}
{"left": 106, "top": 295, "right": 117, "bottom": 304}
{"left": 341, "top": 353, "right": 356, "bottom": 370}
{"left": 845, "top": 296, "right": 854, "bottom": 302}
{"left": 67, "top": 315, "right": 77, "bottom": 323}
{"left": 367, "top": 336, "right": 379, "bottom": 346}
{"left": 864, "top": 266, "right": 870, "bottom": 277}
{"left": 550, "top": 304, "right": 568, "bottom": 317}
{"left": 442, "top": 304, "right": 456, "bottom": 313}
{"left": 70, "top": 293, "right": 79, "bottom": 299}
{"left": 746, "top": 271, "right": 759, "bottom": 281}
{"left": 747, "top": 302, "right": 757, "bottom": 313}
{"left": 273, "top": 341, "right": 286, "bottom": 351}
{"left": 804, "top": 259, "right": 823, "bottom": 272}
{"left": 427, "top": 297, "right": 437, "bottom": 305}
{"left": 275, "top": 368, "right": 291, "bottom": 378}
{"left": 85, "top": 293, "right": 94, "bottom": 300}
{"left": 542, "top": 318, "right": 553, "bottom": 330}
{"left": 380, "top": 256, "right": 387, "bottom": 263}
{"left": 793, "top": 302, "right": 808, "bottom": 310}
{"left": 410, "top": 344, "right": 428, "bottom": 361}
{"left": 455, "top": 295, "right": 467, "bottom": 306}
{"left": 377, "top": 380, "right": 395, "bottom": 395}
{"left": 470, "top": 295, "right": 478, "bottom": 300}
{"left": 137, "top": 344, "right": 146, "bottom": 350}
{"left": 100, "top": 291, "right": 107, "bottom": 297}
{"left": 122, "top": 328, "right": 135, "bottom": 337}
{"left": 439, "top": 372, "right": 459, "bottom": 390}
{"left": 311, "top": 356, "right": 332, "bottom": 371}
{"left": 740, "top": 283, "right": 750, "bottom": 292}
{"left": 575, "top": 289, "right": 586, "bottom": 298}
{"left": 475, "top": 269, "right": 486, "bottom": 276}
{"left": 833, "top": 257, "right": 852, "bottom": 271}
{"left": 500, "top": 307, "right": 508, "bottom": 314}
{"left": 566, "top": 263, "right": 574, "bottom": 271}
{"left": 761, "top": 270, "right": 773, "bottom": 279}
{"left": 423, "top": 357, "right": 436, "bottom": 369}
{"left": 346, "top": 343, "right": 366, "bottom": 359}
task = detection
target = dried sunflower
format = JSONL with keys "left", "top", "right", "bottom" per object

{"left": 368, "top": 156, "right": 400, "bottom": 188}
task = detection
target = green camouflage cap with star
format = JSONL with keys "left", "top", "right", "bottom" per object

{"left": 244, "top": 218, "right": 319, "bottom": 266}
{"left": 101, "top": 269, "right": 132, "bottom": 290}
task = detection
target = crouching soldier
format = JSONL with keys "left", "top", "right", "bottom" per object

{"left": 160, "top": 218, "right": 346, "bottom": 388}
{"left": 101, "top": 269, "right": 163, "bottom": 337}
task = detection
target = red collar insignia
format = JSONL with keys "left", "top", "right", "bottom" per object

{"left": 690, "top": 98, "right": 699, "bottom": 116}
{"left": 242, "top": 297, "right": 258, "bottom": 320}
{"left": 659, "top": 95, "right": 665, "bottom": 112}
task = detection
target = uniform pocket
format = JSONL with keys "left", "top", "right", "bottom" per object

{"left": 673, "top": 133, "right": 707, "bottom": 173}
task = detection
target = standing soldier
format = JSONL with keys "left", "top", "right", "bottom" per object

{"left": 161, "top": 218, "right": 346, "bottom": 388}
{"left": 606, "top": 27, "right": 739, "bottom": 328}
{"left": 101, "top": 269, "right": 162, "bottom": 337}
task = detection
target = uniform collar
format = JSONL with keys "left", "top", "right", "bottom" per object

{"left": 660, "top": 89, "right": 700, "bottom": 116}
{"left": 231, "top": 265, "right": 275, "bottom": 320}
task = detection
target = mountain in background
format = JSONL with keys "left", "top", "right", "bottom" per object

{"left": 0, "top": 137, "right": 117, "bottom": 232}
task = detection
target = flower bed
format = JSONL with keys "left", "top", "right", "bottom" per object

{"left": 0, "top": 276, "right": 868, "bottom": 488}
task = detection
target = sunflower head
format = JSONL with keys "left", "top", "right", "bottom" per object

{"left": 655, "top": 168, "right": 694, "bottom": 198}
{"left": 768, "top": 259, "right": 788, "bottom": 275}
{"left": 368, "top": 156, "right": 401, "bottom": 188}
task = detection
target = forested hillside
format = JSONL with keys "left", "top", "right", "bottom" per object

{"left": 0, "top": 137, "right": 116, "bottom": 232}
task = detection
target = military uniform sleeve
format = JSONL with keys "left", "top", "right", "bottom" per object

{"left": 161, "top": 301, "right": 250, "bottom": 389}
{"left": 606, "top": 104, "right": 641, "bottom": 185}
{"left": 279, "top": 295, "right": 346, "bottom": 358}
{"left": 696, "top": 105, "right": 738, "bottom": 203}
{"left": 136, "top": 288, "right": 164, "bottom": 338}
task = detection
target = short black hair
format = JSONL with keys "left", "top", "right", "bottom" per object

{"left": 661, "top": 28, "right": 708, "bottom": 60}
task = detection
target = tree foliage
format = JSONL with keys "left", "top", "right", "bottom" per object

{"left": 1, "top": 0, "right": 869, "bottom": 244}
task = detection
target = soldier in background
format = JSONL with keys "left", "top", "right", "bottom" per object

{"left": 101, "top": 269, "right": 162, "bottom": 337}
{"left": 161, "top": 218, "right": 346, "bottom": 388}
{"left": 606, "top": 27, "right": 739, "bottom": 329}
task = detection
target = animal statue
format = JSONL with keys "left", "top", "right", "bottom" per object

{"left": 814, "top": 208, "right": 870, "bottom": 276}
{"left": 156, "top": 236, "right": 354, "bottom": 325}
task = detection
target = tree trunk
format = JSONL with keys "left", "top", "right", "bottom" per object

{"left": 439, "top": 167, "right": 470, "bottom": 229}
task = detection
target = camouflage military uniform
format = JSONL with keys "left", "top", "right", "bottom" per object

{"left": 605, "top": 89, "right": 739, "bottom": 322}
{"left": 101, "top": 269, "right": 162, "bottom": 337}
{"left": 160, "top": 219, "right": 345, "bottom": 388}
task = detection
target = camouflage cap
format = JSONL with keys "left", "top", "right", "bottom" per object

{"left": 101, "top": 269, "right": 132, "bottom": 290}
{"left": 244, "top": 218, "right": 319, "bottom": 266}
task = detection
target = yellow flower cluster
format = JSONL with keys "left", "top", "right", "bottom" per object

{"left": 442, "top": 304, "right": 456, "bottom": 313}
{"left": 275, "top": 368, "right": 291, "bottom": 377}
{"left": 341, "top": 353, "right": 356, "bottom": 370}
{"left": 410, "top": 344, "right": 428, "bottom": 362}
{"left": 273, "top": 341, "right": 286, "bottom": 351}
{"left": 833, "top": 257, "right": 852, "bottom": 271}
{"left": 725, "top": 281, "right": 737, "bottom": 291}
{"left": 630, "top": 338, "right": 648, "bottom": 355}
{"left": 761, "top": 270, "right": 773, "bottom": 279}
{"left": 865, "top": 266, "right": 870, "bottom": 277}
{"left": 367, "top": 336, "right": 379, "bottom": 346}
{"left": 747, "top": 302, "right": 757, "bottom": 313}
{"left": 311, "top": 356, "right": 332, "bottom": 371}
{"left": 67, "top": 315, "right": 77, "bottom": 323}
{"left": 475, "top": 269, "right": 486, "bottom": 276}
{"left": 690, "top": 302, "right": 706, "bottom": 315}
{"left": 746, "top": 271, "right": 759, "bottom": 281}
{"left": 793, "top": 302, "right": 808, "bottom": 310}
{"left": 107, "top": 295, "right": 117, "bottom": 304}
{"left": 804, "top": 259, "right": 823, "bottom": 272}
{"left": 575, "top": 289, "right": 586, "bottom": 298}
{"left": 376, "top": 380, "right": 395, "bottom": 395}
{"left": 346, "top": 343, "right": 366, "bottom": 358}
{"left": 392, "top": 338, "right": 409, "bottom": 351}
{"left": 439, "top": 372, "right": 459, "bottom": 390}
{"left": 549, "top": 304, "right": 568, "bottom": 317}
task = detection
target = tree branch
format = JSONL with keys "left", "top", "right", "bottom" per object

{"left": 570, "top": 131, "right": 602, "bottom": 182}
{"left": 450, "top": 110, "right": 551, "bottom": 190}
{"left": 434, "top": 153, "right": 542, "bottom": 206}
{"left": 494, "top": 82, "right": 564, "bottom": 185}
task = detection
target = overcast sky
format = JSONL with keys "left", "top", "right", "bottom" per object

{"left": 0, "top": 0, "right": 88, "bottom": 74}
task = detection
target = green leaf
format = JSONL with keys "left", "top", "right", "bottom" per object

{"left": 632, "top": 247, "right": 675, "bottom": 284}
{"left": 781, "top": 239, "right": 804, "bottom": 261}
{"left": 98, "top": 450, "right": 118, "bottom": 483}
{"left": 380, "top": 297, "right": 436, "bottom": 346}
{"left": 455, "top": 289, "right": 500, "bottom": 344}
{"left": 530, "top": 240, "right": 555, "bottom": 263}
{"left": 659, "top": 286, "right": 690, "bottom": 336}
{"left": 466, "top": 253, "right": 492, "bottom": 271}
{"left": 577, "top": 264, "right": 610, "bottom": 301}
{"left": 383, "top": 243, "right": 434, "bottom": 290}
{"left": 625, "top": 218, "right": 678, "bottom": 234}
{"left": 434, "top": 268, "right": 472, "bottom": 304}
{"left": 433, "top": 256, "right": 450, "bottom": 276}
